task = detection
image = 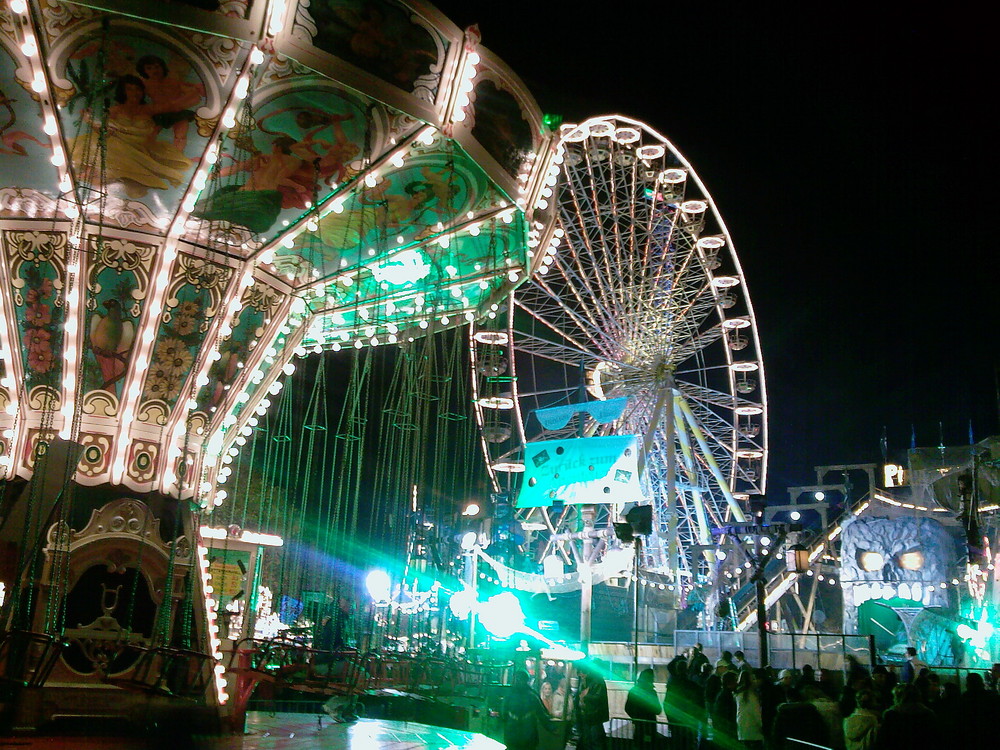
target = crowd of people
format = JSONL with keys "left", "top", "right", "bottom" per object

{"left": 499, "top": 645, "right": 1000, "bottom": 750}
{"left": 623, "top": 643, "right": 1000, "bottom": 749}
{"left": 501, "top": 665, "right": 610, "bottom": 750}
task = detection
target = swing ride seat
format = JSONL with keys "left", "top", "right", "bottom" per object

{"left": 363, "top": 651, "right": 418, "bottom": 691}
{"left": 0, "top": 629, "right": 66, "bottom": 690}
{"left": 450, "top": 655, "right": 514, "bottom": 696}
{"left": 104, "top": 644, "right": 215, "bottom": 701}
{"left": 228, "top": 637, "right": 369, "bottom": 697}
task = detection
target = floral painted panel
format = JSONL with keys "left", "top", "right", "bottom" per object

{"left": 138, "top": 254, "right": 233, "bottom": 417}
{"left": 194, "top": 279, "right": 280, "bottom": 417}
{"left": 2, "top": 230, "right": 67, "bottom": 390}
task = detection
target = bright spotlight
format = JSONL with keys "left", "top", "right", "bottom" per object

{"left": 462, "top": 502, "right": 481, "bottom": 517}
{"left": 365, "top": 569, "right": 391, "bottom": 603}
{"left": 760, "top": 536, "right": 771, "bottom": 546}
{"left": 716, "top": 550, "right": 727, "bottom": 560}
{"left": 789, "top": 511, "right": 801, "bottom": 521}
{"left": 478, "top": 592, "right": 526, "bottom": 639}
{"left": 814, "top": 491, "right": 825, "bottom": 501}
{"left": 460, "top": 531, "right": 478, "bottom": 550}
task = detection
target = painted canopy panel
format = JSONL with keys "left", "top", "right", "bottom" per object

{"left": 293, "top": 0, "right": 449, "bottom": 99}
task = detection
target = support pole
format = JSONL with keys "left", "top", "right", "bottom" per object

{"left": 580, "top": 505, "right": 595, "bottom": 651}
{"left": 632, "top": 537, "right": 641, "bottom": 680}
{"left": 756, "top": 574, "right": 768, "bottom": 667}
{"left": 664, "top": 392, "right": 678, "bottom": 578}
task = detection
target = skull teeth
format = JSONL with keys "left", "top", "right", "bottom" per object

{"left": 847, "top": 581, "right": 942, "bottom": 608}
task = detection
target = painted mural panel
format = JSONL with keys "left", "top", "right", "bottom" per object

{"left": 0, "top": 28, "right": 59, "bottom": 208}
{"left": 189, "top": 78, "right": 382, "bottom": 241}
{"left": 273, "top": 143, "right": 486, "bottom": 284}
{"left": 471, "top": 79, "right": 533, "bottom": 178}
{"left": 2, "top": 230, "right": 67, "bottom": 391}
{"left": 295, "top": 0, "right": 447, "bottom": 98}
{"left": 194, "top": 279, "right": 280, "bottom": 417}
{"left": 50, "top": 21, "right": 220, "bottom": 229}
{"left": 79, "top": 236, "right": 157, "bottom": 413}
{"left": 137, "top": 254, "right": 234, "bottom": 421}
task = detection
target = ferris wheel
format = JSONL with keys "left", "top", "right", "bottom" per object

{"left": 471, "top": 115, "right": 768, "bottom": 582}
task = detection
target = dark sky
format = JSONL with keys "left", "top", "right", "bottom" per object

{"left": 434, "top": 2, "right": 997, "bottom": 493}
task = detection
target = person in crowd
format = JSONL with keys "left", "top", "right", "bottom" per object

{"left": 314, "top": 614, "right": 335, "bottom": 651}
{"left": 540, "top": 680, "right": 555, "bottom": 714}
{"left": 818, "top": 668, "right": 840, "bottom": 699}
{"left": 689, "top": 642, "right": 711, "bottom": 677}
{"left": 664, "top": 660, "right": 700, "bottom": 748}
{"left": 775, "top": 669, "right": 795, "bottom": 698}
{"left": 795, "top": 664, "right": 817, "bottom": 691}
{"left": 705, "top": 661, "right": 730, "bottom": 712}
{"left": 691, "top": 659, "right": 711, "bottom": 690}
{"left": 734, "top": 669, "right": 766, "bottom": 749}
{"left": 501, "top": 669, "right": 551, "bottom": 750}
{"left": 844, "top": 655, "right": 869, "bottom": 685}
{"left": 898, "top": 647, "right": 926, "bottom": 684}
{"left": 804, "top": 683, "right": 844, "bottom": 749}
{"left": 733, "top": 650, "right": 751, "bottom": 675}
{"left": 876, "top": 684, "right": 940, "bottom": 749}
{"left": 757, "top": 668, "right": 781, "bottom": 738}
{"left": 913, "top": 670, "right": 939, "bottom": 706}
{"left": 719, "top": 651, "right": 735, "bottom": 670}
{"left": 956, "top": 672, "right": 1000, "bottom": 747}
{"left": 710, "top": 671, "right": 738, "bottom": 749}
{"left": 770, "top": 688, "right": 828, "bottom": 750}
{"left": 625, "top": 668, "right": 661, "bottom": 747}
{"left": 331, "top": 595, "right": 353, "bottom": 649}
{"left": 932, "top": 681, "right": 961, "bottom": 741}
{"left": 987, "top": 663, "right": 1000, "bottom": 692}
{"left": 575, "top": 666, "right": 610, "bottom": 750}
{"left": 842, "top": 689, "right": 880, "bottom": 750}
{"left": 550, "top": 675, "right": 570, "bottom": 720}
{"left": 838, "top": 671, "right": 871, "bottom": 718}
{"left": 869, "top": 666, "right": 894, "bottom": 710}
{"left": 667, "top": 652, "right": 689, "bottom": 678}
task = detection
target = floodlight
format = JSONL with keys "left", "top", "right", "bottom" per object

{"left": 365, "top": 570, "right": 391, "bottom": 603}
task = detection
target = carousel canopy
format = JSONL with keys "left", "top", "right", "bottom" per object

{"left": 0, "top": 0, "right": 558, "bottom": 502}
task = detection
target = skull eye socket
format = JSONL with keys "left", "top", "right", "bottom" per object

{"left": 858, "top": 551, "right": 884, "bottom": 571}
{"left": 898, "top": 550, "right": 924, "bottom": 570}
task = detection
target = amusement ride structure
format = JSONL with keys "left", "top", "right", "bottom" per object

{"left": 0, "top": 0, "right": 562, "bottom": 732}
{"left": 472, "top": 115, "right": 767, "bottom": 590}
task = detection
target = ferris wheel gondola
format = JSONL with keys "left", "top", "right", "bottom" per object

{"left": 472, "top": 115, "right": 768, "bottom": 583}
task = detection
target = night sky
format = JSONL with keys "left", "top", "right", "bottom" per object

{"left": 434, "top": 2, "right": 996, "bottom": 493}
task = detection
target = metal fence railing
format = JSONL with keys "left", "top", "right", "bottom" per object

{"left": 605, "top": 718, "right": 698, "bottom": 750}
{"left": 674, "top": 630, "right": 876, "bottom": 672}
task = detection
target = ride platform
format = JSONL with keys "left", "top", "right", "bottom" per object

{"left": 0, "top": 714, "right": 504, "bottom": 749}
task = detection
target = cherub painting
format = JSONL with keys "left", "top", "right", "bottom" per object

{"left": 64, "top": 39, "right": 205, "bottom": 200}
{"left": 193, "top": 98, "right": 363, "bottom": 235}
